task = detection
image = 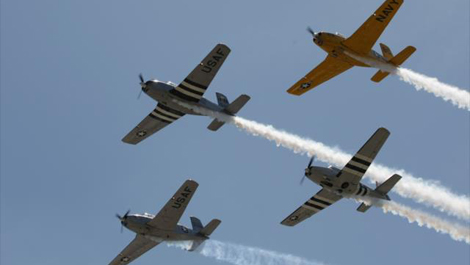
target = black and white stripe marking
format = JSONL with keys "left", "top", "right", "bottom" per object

{"left": 301, "top": 194, "right": 336, "bottom": 212}
{"left": 355, "top": 184, "right": 369, "bottom": 197}
{"left": 170, "top": 79, "right": 208, "bottom": 102}
{"left": 343, "top": 154, "right": 373, "bottom": 176}
{"left": 148, "top": 104, "right": 185, "bottom": 123}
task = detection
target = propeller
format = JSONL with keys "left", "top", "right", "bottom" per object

{"left": 300, "top": 156, "right": 315, "bottom": 185}
{"left": 116, "top": 209, "right": 131, "bottom": 233}
{"left": 137, "top": 74, "right": 145, "bottom": 99}
{"left": 307, "top": 26, "right": 315, "bottom": 37}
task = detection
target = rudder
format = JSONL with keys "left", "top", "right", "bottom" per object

{"left": 380, "top": 43, "right": 393, "bottom": 60}
{"left": 190, "top": 216, "right": 203, "bottom": 232}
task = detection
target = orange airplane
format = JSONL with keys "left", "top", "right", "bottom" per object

{"left": 287, "top": 0, "right": 416, "bottom": 96}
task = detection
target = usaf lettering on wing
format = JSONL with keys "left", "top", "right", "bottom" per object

{"left": 202, "top": 48, "right": 225, "bottom": 73}
{"left": 375, "top": 0, "right": 400, "bottom": 22}
{"left": 172, "top": 186, "right": 192, "bottom": 209}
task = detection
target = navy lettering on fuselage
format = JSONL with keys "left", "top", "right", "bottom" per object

{"left": 201, "top": 48, "right": 225, "bottom": 73}
{"left": 375, "top": 0, "right": 400, "bottom": 22}
{"left": 172, "top": 186, "right": 192, "bottom": 209}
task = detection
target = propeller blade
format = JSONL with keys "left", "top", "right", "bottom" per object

{"left": 124, "top": 209, "right": 130, "bottom": 218}
{"left": 307, "top": 156, "right": 314, "bottom": 168}
{"left": 137, "top": 74, "right": 146, "bottom": 99}
{"left": 300, "top": 175, "right": 306, "bottom": 185}
{"left": 115, "top": 213, "right": 122, "bottom": 220}
{"left": 307, "top": 27, "right": 315, "bottom": 37}
{"left": 120, "top": 224, "right": 123, "bottom": 233}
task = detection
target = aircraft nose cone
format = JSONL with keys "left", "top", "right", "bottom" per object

{"left": 305, "top": 168, "right": 310, "bottom": 176}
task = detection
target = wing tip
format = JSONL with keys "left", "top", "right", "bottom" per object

{"left": 216, "top": 43, "right": 231, "bottom": 52}
{"left": 121, "top": 138, "right": 138, "bottom": 145}
{"left": 286, "top": 88, "right": 303, "bottom": 96}
{"left": 377, "top": 127, "right": 391, "bottom": 136}
{"left": 185, "top": 179, "right": 199, "bottom": 187}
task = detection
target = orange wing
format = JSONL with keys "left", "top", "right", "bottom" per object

{"left": 342, "top": 0, "right": 404, "bottom": 54}
{"left": 287, "top": 56, "right": 353, "bottom": 96}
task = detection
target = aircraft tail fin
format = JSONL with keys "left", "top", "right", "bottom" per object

{"left": 199, "top": 219, "right": 221, "bottom": 237}
{"left": 188, "top": 218, "right": 221, "bottom": 251}
{"left": 215, "top": 92, "right": 229, "bottom": 108}
{"left": 389, "top": 46, "right": 416, "bottom": 66}
{"left": 371, "top": 45, "right": 416, "bottom": 83}
{"left": 190, "top": 216, "right": 204, "bottom": 233}
{"left": 380, "top": 43, "right": 393, "bottom": 60}
{"left": 207, "top": 94, "right": 250, "bottom": 131}
{"left": 356, "top": 174, "right": 401, "bottom": 213}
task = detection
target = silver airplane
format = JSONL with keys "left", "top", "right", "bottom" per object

{"left": 122, "top": 43, "right": 250, "bottom": 145}
{"left": 109, "top": 180, "right": 221, "bottom": 265}
{"left": 281, "top": 127, "right": 402, "bottom": 226}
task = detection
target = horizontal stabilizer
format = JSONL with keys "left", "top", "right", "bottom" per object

{"left": 357, "top": 202, "right": 372, "bottom": 213}
{"left": 207, "top": 119, "right": 225, "bottom": 131}
{"left": 199, "top": 219, "right": 221, "bottom": 236}
{"left": 207, "top": 94, "right": 250, "bottom": 131}
{"left": 225, "top": 94, "right": 250, "bottom": 115}
{"left": 376, "top": 174, "right": 402, "bottom": 199}
{"left": 190, "top": 216, "right": 203, "bottom": 232}
{"left": 389, "top": 46, "right": 416, "bottom": 66}
{"left": 371, "top": 70, "right": 391, "bottom": 83}
{"left": 188, "top": 240, "right": 204, "bottom": 252}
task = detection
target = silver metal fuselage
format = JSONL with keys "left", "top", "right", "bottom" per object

{"left": 142, "top": 81, "right": 224, "bottom": 115}
{"left": 122, "top": 213, "right": 207, "bottom": 242}
{"left": 306, "top": 166, "right": 388, "bottom": 200}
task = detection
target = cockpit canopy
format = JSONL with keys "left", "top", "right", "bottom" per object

{"left": 334, "top": 32, "right": 345, "bottom": 38}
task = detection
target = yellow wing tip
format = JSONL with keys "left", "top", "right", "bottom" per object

{"left": 286, "top": 89, "right": 303, "bottom": 96}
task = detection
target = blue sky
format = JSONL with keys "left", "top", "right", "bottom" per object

{"left": 1, "top": 0, "right": 469, "bottom": 264}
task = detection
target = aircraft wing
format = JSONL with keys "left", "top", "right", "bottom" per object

{"left": 281, "top": 189, "right": 342, "bottom": 226}
{"left": 109, "top": 235, "right": 159, "bottom": 265}
{"left": 338, "top": 127, "right": 390, "bottom": 185}
{"left": 287, "top": 55, "right": 353, "bottom": 95}
{"left": 147, "top": 180, "right": 199, "bottom": 230}
{"left": 122, "top": 103, "right": 185, "bottom": 145}
{"left": 170, "top": 43, "right": 231, "bottom": 102}
{"left": 342, "top": 0, "right": 404, "bottom": 54}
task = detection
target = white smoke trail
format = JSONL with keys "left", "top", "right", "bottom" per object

{"left": 175, "top": 101, "right": 470, "bottom": 221}
{"left": 345, "top": 51, "right": 470, "bottom": 111}
{"left": 357, "top": 198, "right": 470, "bottom": 244}
{"left": 167, "top": 240, "right": 327, "bottom": 265}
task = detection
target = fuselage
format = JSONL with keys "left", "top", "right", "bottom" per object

{"left": 306, "top": 165, "right": 388, "bottom": 200}
{"left": 121, "top": 213, "right": 207, "bottom": 242}
{"left": 142, "top": 80, "right": 224, "bottom": 116}
{"left": 312, "top": 31, "right": 389, "bottom": 67}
